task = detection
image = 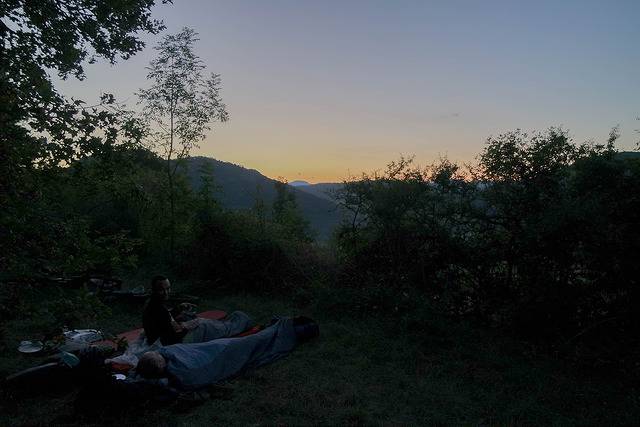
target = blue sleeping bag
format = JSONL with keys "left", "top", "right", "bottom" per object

{"left": 158, "top": 317, "right": 297, "bottom": 390}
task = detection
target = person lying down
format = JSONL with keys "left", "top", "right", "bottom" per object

{"left": 181, "top": 310, "right": 255, "bottom": 343}
{"left": 136, "top": 317, "right": 318, "bottom": 390}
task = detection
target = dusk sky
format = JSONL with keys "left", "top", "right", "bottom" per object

{"left": 58, "top": 0, "right": 640, "bottom": 183}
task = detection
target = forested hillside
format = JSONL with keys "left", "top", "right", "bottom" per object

{"left": 184, "top": 157, "right": 344, "bottom": 240}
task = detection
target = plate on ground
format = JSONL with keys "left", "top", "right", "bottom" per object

{"left": 18, "top": 340, "right": 44, "bottom": 353}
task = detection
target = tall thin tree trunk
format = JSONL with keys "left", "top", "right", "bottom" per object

{"left": 168, "top": 169, "right": 175, "bottom": 261}
{"left": 168, "top": 106, "right": 175, "bottom": 263}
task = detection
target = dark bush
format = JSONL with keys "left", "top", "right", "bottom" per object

{"left": 181, "top": 208, "right": 315, "bottom": 293}
{"left": 334, "top": 129, "right": 640, "bottom": 367}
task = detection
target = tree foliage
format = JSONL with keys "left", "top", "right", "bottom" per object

{"left": 335, "top": 128, "right": 640, "bottom": 367}
{"left": 138, "top": 26, "right": 228, "bottom": 259}
{"left": 272, "top": 180, "right": 313, "bottom": 242}
{"left": 1, "top": 0, "right": 166, "bottom": 165}
{"left": 0, "top": 1, "right": 171, "bottom": 336}
{"left": 0, "top": 0, "right": 168, "bottom": 276}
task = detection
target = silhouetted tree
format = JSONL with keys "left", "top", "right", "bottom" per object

{"left": 138, "top": 27, "right": 229, "bottom": 260}
{"left": 335, "top": 127, "right": 640, "bottom": 367}
{"left": 0, "top": 0, "right": 166, "bottom": 275}
{"left": 273, "top": 180, "right": 312, "bottom": 242}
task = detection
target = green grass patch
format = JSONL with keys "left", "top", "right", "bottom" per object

{"left": 1, "top": 284, "right": 638, "bottom": 426}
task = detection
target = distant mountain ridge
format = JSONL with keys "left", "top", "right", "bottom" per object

{"left": 289, "top": 180, "right": 310, "bottom": 187}
{"left": 184, "top": 157, "right": 344, "bottom": 240}
{"left": 616, "top": 151, "right": 640, "bottom": 160}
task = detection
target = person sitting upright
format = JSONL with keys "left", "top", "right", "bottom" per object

{"left": 143, "top": 275, "right": 194, "bottom": 345}
{"left": 143, "top": 275, "right": 255, "bottom": 345}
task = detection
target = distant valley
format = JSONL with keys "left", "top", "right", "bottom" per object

{"left": 288, "top": 181, "right": 344, "bottom": 202}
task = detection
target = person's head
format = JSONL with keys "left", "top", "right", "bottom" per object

{"left": 136, "top": 351, "right": 167, "bottom": 378}
{"left": 150, "top": 275, "right": 171, "bottom": 301}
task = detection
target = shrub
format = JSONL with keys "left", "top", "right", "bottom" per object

{"left": 333, "top": 129, "right": 640, "bottom": 368}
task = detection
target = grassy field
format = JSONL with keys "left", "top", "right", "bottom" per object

{"left": 1, "top": 281, "right": 638, "bottom": 426}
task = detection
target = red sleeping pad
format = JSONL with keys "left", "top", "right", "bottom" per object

{"left": 93, "top": 309, "right": 228, "bottom": 348}
{"left": 102, "top": 310, "right": 263, "bottom": 373}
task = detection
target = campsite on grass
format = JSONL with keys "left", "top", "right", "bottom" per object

{"left": 2, "top": 1, "right": 639, "bottom": 425}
